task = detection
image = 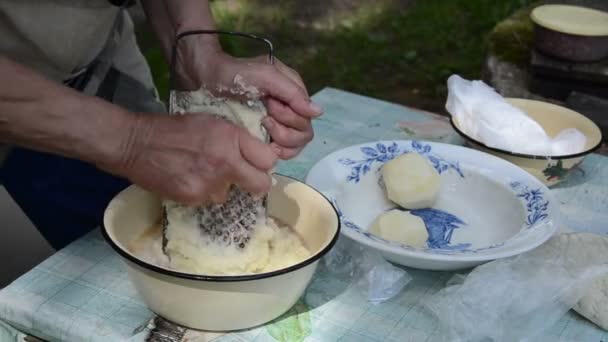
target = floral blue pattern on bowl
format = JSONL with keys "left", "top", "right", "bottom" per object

{"left": 410, "top": 208, "right": 469, "bottom": 250}
{"left": 510, "top": 182, "right": 550, "bottom": 227}
{"left": 339, "top": 141, "right": 464, "bottom": 183}
{"left": 331, "top": 198, "right": 508, "bottom": 255}
{"left": 333, "top": 194, "right": 471, "bottom": 251}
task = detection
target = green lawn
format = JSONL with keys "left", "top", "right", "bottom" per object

{"left": 139, "top": 0, "right": 534, "bottom": 113}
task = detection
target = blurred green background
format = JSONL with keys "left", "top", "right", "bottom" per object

{"left": 136, "top": 0, "right": 535, "bottom": 113}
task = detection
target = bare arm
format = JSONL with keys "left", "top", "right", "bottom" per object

{"left": 139, "top": 0, "right": 174, "bottom": 59}
{"left": 0, "top": 55, "right": 276, "bottom": 204}
{"left": 141, "top": 0, "right": 221, "bottom": 87}
{"left": 0, "top": 55, "right": 137, "bottom": 172}
{"left": 141, "top": 0, "right": 220, "bottom": 52}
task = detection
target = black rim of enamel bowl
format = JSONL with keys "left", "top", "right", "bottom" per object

{"left": 449, "top": 117, "right": 602, "bottom": 160}
{"left": 101, "top": 174, "right": 341, "bottom": 282}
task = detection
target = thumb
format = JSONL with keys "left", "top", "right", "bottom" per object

{"left": 229, "top": 157, "right": 272, "bottom": 196}
{"left": 238, "top": 128, "right": 279, "bottom": 171}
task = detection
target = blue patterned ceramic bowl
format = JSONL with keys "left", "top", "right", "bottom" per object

{"left": 305, "top": 140, "right": 560, "bottom": 270}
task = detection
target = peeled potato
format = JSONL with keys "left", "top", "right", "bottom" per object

{"left": 369, "top": 209, "right": 428, "bottom": 247}
{"left": 381, "top": 152, "right": 441, "bottom": 209}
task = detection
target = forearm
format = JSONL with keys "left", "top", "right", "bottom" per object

{"left": 0, "top": 56, "right": 138, "bottom": 171}
{"left": 141, "top": 0, "right": 221, "bottom": 62}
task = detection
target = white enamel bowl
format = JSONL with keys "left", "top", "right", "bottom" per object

{"left": 451, "top": 98, "right": 602, "bottom": 187}
{"left": 102, "top": 175, "right": 339, "bottom": 331}
{"left": 305, "top": 140, "right": 560, "bottom": 271}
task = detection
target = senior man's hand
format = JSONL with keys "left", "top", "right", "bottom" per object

{"left": 107, "top": 112, "right": 279, "bottom": 206}
{"left": 175, "top": 47, "right": 323, "bottom": 160}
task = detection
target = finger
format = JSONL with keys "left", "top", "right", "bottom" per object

{"left": 271, "top": 143, "right": 303, "bottom": 160}
{"left": 229, "top": 159, "right": 273, "bottom": 195}
{"left": 247, "top": 65, "right": 323, "bottom": 118}
{"left": 263, "top": 116, "right": 313, "bottom": 148}
{"left": 238, "top": 129, "right": 279, "bottom": 171}
{"left": 272, "top": 59, "right": 309, "bottom": 96}
{"left": 208, "top": 182, "right": 231, "bottom": 205}
{"left": 265, "top": 98, "right": 311, "bottom": 132}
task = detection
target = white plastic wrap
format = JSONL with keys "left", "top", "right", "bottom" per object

{"left": 426, "top": 233, "right": 608, "bottom": 342}
{"left": 446, "top": 75, "right": 586, "bottom": 156}
{"left": 324, "top": 237, "right": 412, "bottom": 304}
{"left": 551, "top": 128, "right": 588, "bottom": 156}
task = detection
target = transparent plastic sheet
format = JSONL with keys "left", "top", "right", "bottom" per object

{"left": 323, "top": 237, "right": 412, "bottom": 304}
{"left": 425, "top": 233, "right": 608, "bottom": 342}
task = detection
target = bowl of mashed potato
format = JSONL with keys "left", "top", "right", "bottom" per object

{"left": 102, "top": 174, "right": 340, "bottom": 331}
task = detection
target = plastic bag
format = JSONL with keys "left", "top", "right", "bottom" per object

{"left": 425, "top": 232, "right": 608, "bottom": 342}
{"left": 445, "top": 75, "right": 586, "bottom": 156}
{"left": 551, "top": 128, "right": 587, "bottom": 156}
{"left": 324, "top": 237, "right": 412, "bottom": 304}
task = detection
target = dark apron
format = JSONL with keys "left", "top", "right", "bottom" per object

{"left": 0, "top": 2, "right": 158, "bottom": 249}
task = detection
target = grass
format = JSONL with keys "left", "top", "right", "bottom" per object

{"left": 488, "top": 3, "right": 538, "bottom": 67}
{"left": 138, "top": 0, "right": 534, "bottom": 113}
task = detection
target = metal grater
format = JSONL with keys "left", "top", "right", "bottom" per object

{"left": 162, "top": 30, "right": 274, "bottom": 255}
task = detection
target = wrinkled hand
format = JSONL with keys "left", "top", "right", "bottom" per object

{"left": 216, "top": 55, "right": 322, "bottom": 159}
{"left": 111, "top": 113, "right": 278, "bottom": 205}
{"left": 176, "top": 48, "right": 323, "bottom": 160}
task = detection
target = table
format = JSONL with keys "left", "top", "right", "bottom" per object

{"left": 1, "top": 87, "right": 607, "bottom": 341}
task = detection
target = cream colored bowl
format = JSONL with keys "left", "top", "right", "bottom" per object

{"left": 451, "top": 98, "right": 602, "bottom": 187}
{"left": 102, "top": 175, "right": 339, "bottom": 331}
